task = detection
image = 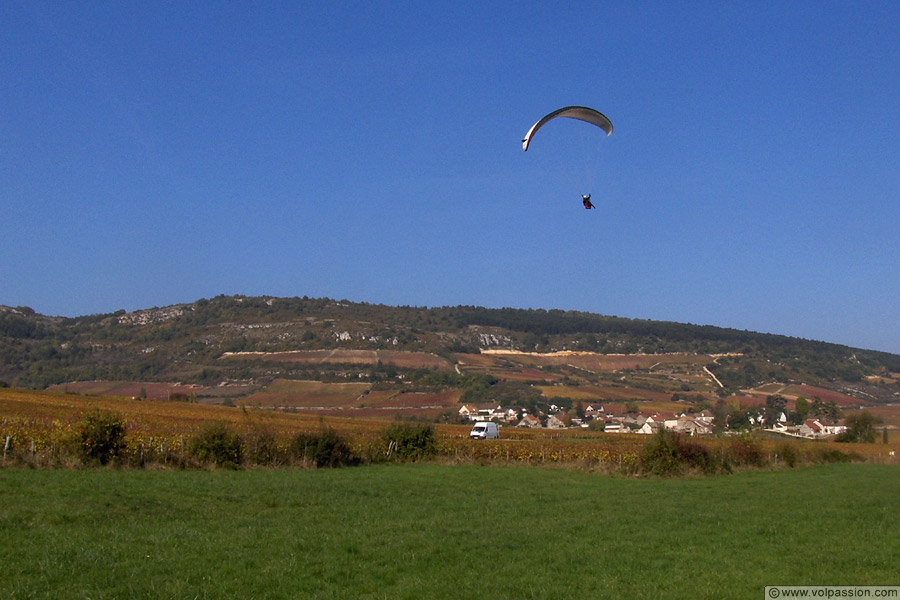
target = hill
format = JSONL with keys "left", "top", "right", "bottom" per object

{"left": 2, "top": 296, "right": 898, "bottom": 418}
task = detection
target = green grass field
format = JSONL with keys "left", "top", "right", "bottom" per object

{"left": 2, "top": 464, "right": 897, "bottom": 599}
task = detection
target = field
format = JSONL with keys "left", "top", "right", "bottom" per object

{"left": 2, "top": 387, "right": 899, "bottom": 598}
{"left": 221, "top": 349, "right": 453, "bottom": 370}
{"left": 478, "top": 350, "right": 712, "bottom": 371}
{"left": 859, "top": 404, "right": 900, "bottom": 428}
{"left": 537, "top": 384, "right": 676, "bottom": 404}
{"left": 40, "top": 347, "right": 892, "bottom": 419}
{"left": 458, "top": 351, "right": 721, "bottom": 394}
{"left": 48, "top": 381, "right": 257, "bottom": 402}
{"left": 243, "top": 379, "right": 372, "bottom": 408}
{"left": 1, "top": 464, "right": 898, "bottom": 599}
{"left": 780, "top": 384, "right": 866, "bottom": 406}
{"left": 3, "top": 388, "right": 899, "bottom": 468}
{"left": 46, "top": 378, "right": 463, "bottom": 420}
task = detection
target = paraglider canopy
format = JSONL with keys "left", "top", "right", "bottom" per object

{"left": 522, "top": 106, "right": 613, "bottom": 152}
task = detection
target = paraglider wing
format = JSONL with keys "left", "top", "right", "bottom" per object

{"left": 522, "top": 106, "right": 613, "bottom": 151}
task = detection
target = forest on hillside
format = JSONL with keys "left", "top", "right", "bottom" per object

{"left": 2, "top": 296, "right": 899, "bottom": 394}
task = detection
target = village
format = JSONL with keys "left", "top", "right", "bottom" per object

{"left": 457, "top": 402, "right": 848, "bottom": 439}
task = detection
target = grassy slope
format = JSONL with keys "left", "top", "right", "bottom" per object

{"left": 1, "top": 464, "right": 898, "bottom": 599}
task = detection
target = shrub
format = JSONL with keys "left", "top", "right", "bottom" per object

{"left": 810, "top": 447, "right": 857, "bottom": 464}
{"left": 640, "top": 429, "right": 717, "bottom": 476}
{"left": 290, "top": 429, "right": 357, "bottom": 468}
{"left": 245, "top": 425, "right": 281, "bottom": 466}
{"left": 188, "top": 422, "right": 243, "bottom": 468}
{"left": 381, "top": 423, "right": 437, "bottom": 461}
{"left": 726, "top": 436, "right": 766, "bottom": 468}
{"left": 78, "top": 411, "right": 126, "bottom": 465}
{"left": 676, "top": 435, "right": 718, "bottom": 474}
{"left": 836, "top": 411, "right": 878, "bottom": 443}
{"left": 775, "top": 442, "right": 799, "bottom": 467}
{"left": 640, "top": 429, "right": 682, "bottom": 476}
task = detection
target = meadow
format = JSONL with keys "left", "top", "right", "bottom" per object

{"left": 1, "top": 464, "right": 898, "bottom": 599}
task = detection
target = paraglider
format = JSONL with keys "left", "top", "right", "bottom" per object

{"left": 521, "top": 106, "right": 613, "bottom": 152}
{"left": 522, "top": 106, "right": 613, "bottom": 210}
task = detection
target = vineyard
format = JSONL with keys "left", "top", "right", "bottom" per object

{"left": 2, "top": 388, "right": 897, "bottom": 472}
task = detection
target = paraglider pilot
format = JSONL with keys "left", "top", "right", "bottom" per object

{"left": 582, "top": 194, "right": 595, "bottom": 210}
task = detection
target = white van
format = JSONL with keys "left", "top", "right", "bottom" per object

{"left": 470, "top": 422, "right": 499, "bottom": 440}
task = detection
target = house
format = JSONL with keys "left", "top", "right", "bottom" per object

{"left": 458, "top": 405, "right": 478, "bottom": 421}
{"left": 775, "top": 411, "right": 788, "bottom": 424}
{"left": 669, "top": 416, "right": 713, "bottom": 436}
{"left": 546, "top": 413, "right": 571, "bottom": 429}
{"left": 474, "top": 404, "right": 503, "bottom": 421}
{"left": 502, "top": 408, "right": 519, "bottom": 423}
{"left": 636, "top": 420, "right": 663, "bottom": 435}
{"left": 799, "top": 419, "right": 825, "bottom": 438}
{"left": 621, "top": 415, "right": 646, "bottom": 428}
{"left": 695, "top": 410, "right": 715, "bottom": 427}
{"left": 517, "top": 414, "right": 541, "bottom": 428}
{"left": 584, "top": 404, "right": 604, "bottom": 416}
{"left": 636, "top": 416, "right": 659, "bottom": 434}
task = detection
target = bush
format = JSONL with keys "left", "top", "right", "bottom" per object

{"left": 291, "top": 429, "right": 357, "bottom": 468}
{"left": 726, "top": 436, "right": 766, "bottom": 468}
{"left": 836, "top": 411, "right": 878, "bottom": 443}
{"left": 245, "top": 425, "right": 281, "bottom": 466}
{"left": 78, "top": 411, "right": 126, "bottom": 465}
{"left": 676, "top": 436, "right": 718, "bottom": 474}
{"left": 188, "top": 422, "right": 243, "bottom": 468}
{"left": 810, "top": 447, "right": 857, "bottom": 464}
{"left": 640, "top": 429, "right": 717, "bottom": 476}
{"left": 775, "top": 442, "right": 799, "bottom": 467}
{"left": 640, "top": 429, "right": 681, "bottom": 475}
{"left": 381, "top": 423, "right": 436, "bottom": 460}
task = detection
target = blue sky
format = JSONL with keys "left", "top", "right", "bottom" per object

{"left": 2, "top": 2, "right": 899, "bottom": 354}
